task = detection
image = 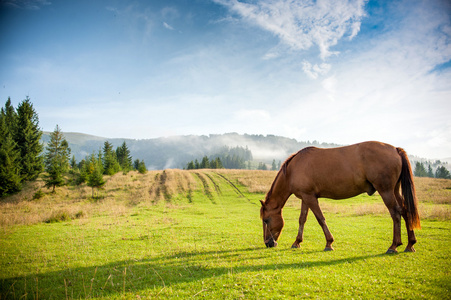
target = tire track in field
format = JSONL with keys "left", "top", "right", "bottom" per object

{"left": 204, "top": 173, "right": 221, "bottom": 196}
{"left": 193, "top": 172, "right": 216, "bottom": 204}
{"left": 214, "top": 172, "right": 257, "bottom": 205}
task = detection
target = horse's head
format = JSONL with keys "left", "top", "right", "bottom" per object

{"left": 260, "top": 200, "right": 284, "bottom": 248}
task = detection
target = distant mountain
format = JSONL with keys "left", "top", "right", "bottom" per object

{"left": 41, "top": 132, "right": 340, "bottom": 170}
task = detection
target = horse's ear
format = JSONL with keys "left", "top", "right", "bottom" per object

{"left": 260, "top": 200, "right": 265, "bottom": 207}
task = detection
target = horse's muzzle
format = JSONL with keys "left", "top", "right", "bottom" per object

{"left": 265, "top": 237, "right": 278, "bottom": 248}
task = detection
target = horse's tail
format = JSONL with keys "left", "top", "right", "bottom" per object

{"left": 397, "top": 147, "right": 421, "bottom": 230}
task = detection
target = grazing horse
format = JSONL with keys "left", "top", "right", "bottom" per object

{"left": 260, "top": 141, "right": 421, "bottom": 253}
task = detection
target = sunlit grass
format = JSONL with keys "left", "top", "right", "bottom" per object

{"left": 1, "top": 170, "right": 450, "bottom": 298}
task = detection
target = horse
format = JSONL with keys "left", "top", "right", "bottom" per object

{"left": 260, "top": 141, "right": 421, "bottom": 254}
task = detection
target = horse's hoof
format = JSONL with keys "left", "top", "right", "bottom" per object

{"left": 324, "top": 247, "right": 334, "bottom": 251}
{"left": 386, "top": 249, "right": 398, "bottom": 254}
{"left": 404, "top": 247, "right": 416, "bottom": 253}
{"left": 291, "top": 243, "right": 300, "bottom": 249}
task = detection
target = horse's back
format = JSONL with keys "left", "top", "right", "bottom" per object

{"left": 288, "top": 141, "right": 402, "bottom": 199}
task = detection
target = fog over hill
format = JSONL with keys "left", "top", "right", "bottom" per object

{"left": 42, "top": 132, "right": 449, "bottom": 172}
{"left": 41, "top": 132, "right": 340, "bottom": 170}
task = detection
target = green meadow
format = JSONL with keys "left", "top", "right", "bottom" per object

{"left": 1, "top": 170, "right": 450, "bottom": 299}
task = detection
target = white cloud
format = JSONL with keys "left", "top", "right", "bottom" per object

{"left": 216, "top": 0, "right": 366, "bottom": 61}
{"left": 163, "top": 22, "right": 174, "bottom": 30}
{"left": 302, "top": 61, "right": 331, "bottom": 79}
{"left": 2, "top": 0, "right": 51, "bottom": 10}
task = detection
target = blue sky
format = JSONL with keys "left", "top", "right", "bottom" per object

{"left": 1, "top": 0, "right": 450, "bottom": 159}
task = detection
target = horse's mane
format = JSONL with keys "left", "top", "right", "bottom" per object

{"left": 264, "top": 147, "right": 315, "bottom": 204}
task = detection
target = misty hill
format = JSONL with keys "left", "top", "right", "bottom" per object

{"left": 41, "top": 132, "right": 339, "bottom": 170}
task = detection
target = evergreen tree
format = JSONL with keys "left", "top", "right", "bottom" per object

{"left": 200, "top": 156, "right": 210, "bottom": 169}
{"left": 258, "top": 162, "right": 268, "bottom": 170}
{"left": 76, "top": 159, "right": 88, "bottom": 185}
{"left": 414, "top": 162, "right": 427, "bottom": 177}
{"left": 271, "top": 159, "right": 277, "bottom": 171}
{"left": 186, "top": 160, "right": 195, "bottom": 170}
{"left": 435, "top": 166, "right": 451, "bottom": 179}
{"left": 4, "top": 98, "right": 17, "bottom": 135}
{"left": 70, "top": 155, "right": 77, "bottom": 171}
{"left": 210, "top": 157, "right": 219, "bottom": 169}
{"left": 102, "top": 141, "right": 120, "bottom": 175}
{"left": 214, "top": 157, "right": 223, "bottom": 169}
{"left": 134, "top": 159, "right": 140, "bottom": 170}
{"left": 0, "top": 111, "right": 21, "bottom": 196}
{"left": 117, "top": 141, "right": 132, "bottom": 172}
{"left": 137, "top": 160, "right": 147, "bottom": 174}
{"left": 44, "top": 125, "right": 71, "bottom": 192}
{"left": 86, "top": 152, "right": 105, "bottom": 197}
{"left": 15, "top": 97, "right": 43, "bottom": 180}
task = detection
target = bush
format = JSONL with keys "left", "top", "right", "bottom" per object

{"left": 45, "top": 210, "right": 71, "bottom": 223}
{"left": 32, "top": 189, "right": 45, "bottom": 200}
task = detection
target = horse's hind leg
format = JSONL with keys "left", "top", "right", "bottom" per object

{"left": 292, "top": 200, "right": 309, "bottom": 249}
{"left": 395, "top": 189, "right": 417, "bottom": 252}
{"left": 401, "top": 213, "right": 417, "bottom": 252}
{"left": 380, "top": 191, "right": 403, "bottom": 253}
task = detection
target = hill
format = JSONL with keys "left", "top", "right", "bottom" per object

{"left": 41, "top": 132, "right": 340, "bottom": 170}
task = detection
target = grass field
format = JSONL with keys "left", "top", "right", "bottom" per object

{"left": 1, "top": 170, "right": 450, "bottom": 299}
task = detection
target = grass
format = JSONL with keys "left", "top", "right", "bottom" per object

{"left": 0, "top": 170, "right": 450, "bottom": 299}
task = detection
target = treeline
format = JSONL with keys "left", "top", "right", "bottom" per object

{"left": 256, "top": 160, "right": 282, "bottom": 171}
{"left": 185, "top": 146, "right": 252, "bottom": 170}
{"left": 0, "top": 97, "right": 147, "bottom": 198}
{"left": 186, "top": 156, "right": 224, "bottom": 170}
{"left": 185, "top": 146, "right": 283, "bottom": 171}
{"left": 414, "top": 161, "right": 450, "bottom": 179}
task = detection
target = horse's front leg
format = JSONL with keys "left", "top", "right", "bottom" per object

{"left": 305, "top": 195, "right": 334, "bottom": 251}
{"left": 291, "top": 200, "right": 309, "bottom": 248}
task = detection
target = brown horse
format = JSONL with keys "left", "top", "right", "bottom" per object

{"left": 260, "top": 141, "right": 421, "bottom": 254}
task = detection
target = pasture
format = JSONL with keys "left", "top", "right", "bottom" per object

{"left": 1, "top": 169, "right": 450, "bottom": 299}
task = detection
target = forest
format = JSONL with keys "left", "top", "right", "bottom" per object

{"left": 0, "top": 98, "right": 147, "bottom": 197}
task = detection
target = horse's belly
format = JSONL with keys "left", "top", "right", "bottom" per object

{"left": 315, "top": 178, "right": 373, "bottom": 200}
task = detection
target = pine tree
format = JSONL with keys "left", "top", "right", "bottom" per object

{"left": 117, "top": 141, "right": 132, "bottom": 173}
{"left": 86, "top": 152, "right": 105, "bottom": 198}
{"left": 271, "top": 159, "right": 277, "bottom": 171}
{"left": 194, "top": 159, "right": 200, "bottom": 169}
{"left": 258, "top": 162, "right": 268, "bottom": 170}
{"left": 102, "top": 141, "right": 120, "bottom": 175}
{"left": 214, "top": 157, "right": 223, "bottom": 169}
{"left": 200, "top": 156, "right": 210, "bottom": 169}
{"left": 0, "top": 110, "right": 21, "bottom": 196}
{"left": 4, "top": 98, "right": 17, "bottom": 135}
{"left": 44, "top": 125, "right": 71, "bottom": 192}
{"left": 435, "top": 166, "right": 451, "bottom": 179}
{"left": 186, "top": 161, "right": 195, "bottom": 170}
{"left": 70, "top": 155, "right": 77, "bottom": 171}
{"left": 15, "top": 97, "right": 43, "bottom": 180}
{"left": 76, "top": 159, "right": 88, "bottom": 185}
{"left": 414, "top": 162, "right": 427, "bottom": 177}
{"left": 137, "top": 160, "right": 147, "bottom": 174}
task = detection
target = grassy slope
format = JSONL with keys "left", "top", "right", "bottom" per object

{"left": 1, "top": 170, "right": 450, "bottom": 299}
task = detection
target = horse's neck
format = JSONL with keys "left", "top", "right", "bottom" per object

{"left": 267, "top": 173, "right": 292, "bottom": 210}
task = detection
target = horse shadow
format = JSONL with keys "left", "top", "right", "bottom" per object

{"left": 1, "top": 246, "right": 390, "bottom": 299}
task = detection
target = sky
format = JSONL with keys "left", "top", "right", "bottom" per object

{"left": 0, "top": 0, "right": 450, "bottom": 159}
